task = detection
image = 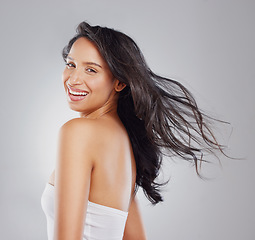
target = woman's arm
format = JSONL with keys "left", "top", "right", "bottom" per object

{"left": 123, "top": 195, "right": 147, "bottom": 240}
{"left": 53, "top": 118, "right": 95, "bottom": 240}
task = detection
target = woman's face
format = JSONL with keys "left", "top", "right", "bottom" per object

{"left": 62, "top": 37, "right": 117, "bottom": 116}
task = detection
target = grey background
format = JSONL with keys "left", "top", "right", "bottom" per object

{"left": 0, "top": 0, "right": 254, "bottom": 239}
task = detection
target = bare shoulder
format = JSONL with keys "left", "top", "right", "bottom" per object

{"left": 57, "top": 118, "right": 100, "bottom": 160}
{"left": 60, "top": 117, "right": 114, "bottom": 133}
{"left": 59, "top": 117, "right": 101, "bottom": 141}
{"left": 58, "top": 117, "right": 121, "bottom": 152}
{"left": 60, "top": 117, "right": 96, "bottom": 132}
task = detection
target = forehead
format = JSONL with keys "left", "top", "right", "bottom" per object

{"left": 68, "top": 37, "right": 107, "bottom": 67}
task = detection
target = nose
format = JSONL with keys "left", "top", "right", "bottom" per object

{"left": 67, "top": 69, "right": 83, "bottom": 85}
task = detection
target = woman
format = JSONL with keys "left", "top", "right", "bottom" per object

{"left": 41, "top": 21, "right": 225, "bottom": 240}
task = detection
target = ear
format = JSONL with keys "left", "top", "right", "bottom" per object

{"left": 114, "top": 79, "right": 126, "bottom": 92}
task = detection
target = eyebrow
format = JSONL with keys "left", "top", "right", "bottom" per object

{"left": 66, "top": 56, "right": 102, "bottom": 68}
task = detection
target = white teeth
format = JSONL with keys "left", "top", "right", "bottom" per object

{"left": 69, "top": 88, "right": 88, "bottom": 96}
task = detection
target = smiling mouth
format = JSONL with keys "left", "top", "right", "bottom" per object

{"left": 68, "top": 86, "right": 89, "bottom": 96}
{"left": 69, "top": 89, "right": 88, "bottom": 96}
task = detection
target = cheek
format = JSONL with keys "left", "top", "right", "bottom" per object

{"left": 62, "top": 69, "right": 69, "bottom": 84}
{"left": 91, "top": 78, "right": 114, "bottom": 94}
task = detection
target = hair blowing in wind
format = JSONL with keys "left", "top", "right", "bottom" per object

{"left": 62, "top": 21, "right": 227, "bottom": 204}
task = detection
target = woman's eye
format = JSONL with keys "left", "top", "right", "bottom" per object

{"left": 65, "top": 62, "right": 75, "bottom": 68}
{"left": 86, "top": 68, "right": 97, "bottom": 73}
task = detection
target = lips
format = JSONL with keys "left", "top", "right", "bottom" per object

{"left": 66, "top": 85, "right": 89, "bottom": 101}
{"left": 67, "top": 85, "right": 89, "bottom": 94}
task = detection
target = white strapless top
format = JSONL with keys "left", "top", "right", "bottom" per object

{"left": 41, "top": 183, "right": 128, "bottom": 240}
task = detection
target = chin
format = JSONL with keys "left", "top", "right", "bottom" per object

{"left": 67, "top": 103, "right": 84, "bottom": 112}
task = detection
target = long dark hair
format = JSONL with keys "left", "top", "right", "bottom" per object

{"left": 62, "top": 21, "right": 227, "bottom": 204}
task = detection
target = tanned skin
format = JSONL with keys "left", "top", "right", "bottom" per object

{"left": 49, "top": 37, "right": 147, "bottom": 240}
